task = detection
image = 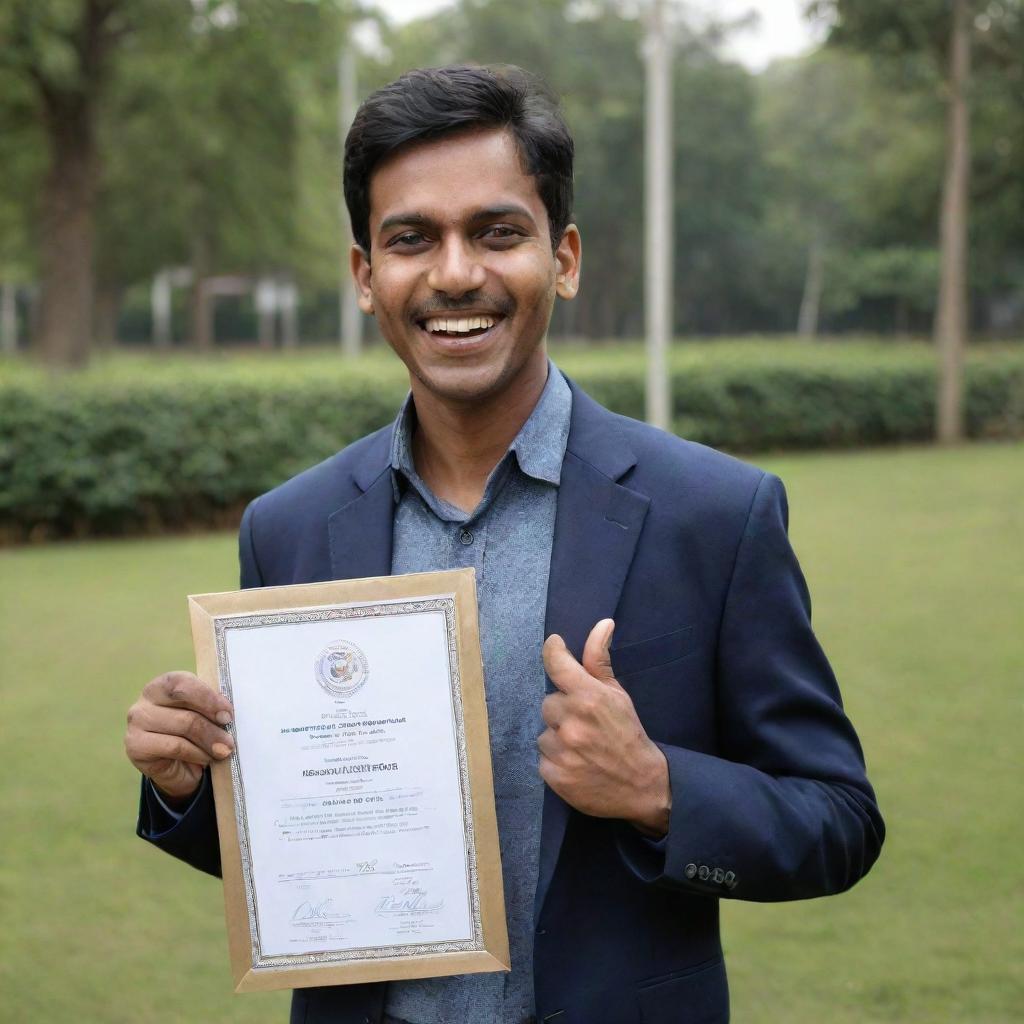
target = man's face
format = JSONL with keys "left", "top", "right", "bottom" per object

{"left": 352, "top": 128, "right": 581, "bottom": 409}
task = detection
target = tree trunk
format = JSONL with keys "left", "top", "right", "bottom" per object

{"left": 257, "top": 278, "right": 275, "bottom": 349}
{"left": 189, "top": 233, "right": 214, "bottom": 350}
{"left": 281, "top": 282, "right": 299, "bottom": 349}
{"left": 934, "top": 0, "right": 971, "bottom": 444}
{"left": 797, "top": 226, "right": 825, "bottom": 339}
{"left": 1, "top": 282, "right": 18, "bottom": 354}
{"left": 35, "top": 119, "right": 99, "bottom": 368}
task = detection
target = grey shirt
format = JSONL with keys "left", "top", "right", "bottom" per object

{"left": 384, "top": 365, "right": 572, "bottom": 1024}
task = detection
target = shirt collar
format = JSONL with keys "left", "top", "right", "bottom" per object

{"left": 390, "top": 361, "right": 572, "bottom": 498}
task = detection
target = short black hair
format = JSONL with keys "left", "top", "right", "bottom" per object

{"left": 344, "top": 64, "right": 574, "bottom": 255}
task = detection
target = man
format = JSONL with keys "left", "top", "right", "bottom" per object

{"left": 125, "top": 65, "right": 884, "bottom": 1024}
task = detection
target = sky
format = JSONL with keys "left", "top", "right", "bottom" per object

{"left": 372, "top": 0, "right": 825, "bottom": 72}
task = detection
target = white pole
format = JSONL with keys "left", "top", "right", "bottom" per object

{"left": 151, "top": 270, "right": 172, "bottom": 348}
{"left": 644, "top": 0, "right": 674, "bottom": 430}
{"left": 339, "top": 37, "right": 362, "bottom": 357}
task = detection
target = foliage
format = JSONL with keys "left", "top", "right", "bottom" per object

{"left": 2, "top": 341, "right": 1022, "bottom": 539}
{"left": 94, "top": 0, "right": 352, "bottom": 292}
{"left": 1, "top": 0, "right": 1022, "bottom": 347}
{"left": 811, "top": 0, "right": 1024, "bottom": 303}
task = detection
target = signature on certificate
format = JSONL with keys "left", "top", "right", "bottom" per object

{"left": 292, "top": 898, "right": 345, "bottom": 922}
{"left": 375, "top": 890, "right": 444, "bottom": 915}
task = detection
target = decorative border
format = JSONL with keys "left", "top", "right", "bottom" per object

{"left": 213, "top": 595, "right": 483, "bottom": 971}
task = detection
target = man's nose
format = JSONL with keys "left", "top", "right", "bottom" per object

{"left": 425, "top": 236, "right": 487, "bottom": 296}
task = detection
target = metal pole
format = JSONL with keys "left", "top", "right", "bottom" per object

{"left": 339, "top": 38, "right": 363, "bottom": 357}
{"left": 644, "top": 0, "right": 673, "bottom": 430}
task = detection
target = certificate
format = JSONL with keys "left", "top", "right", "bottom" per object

{"left": 188, "top": 569, "right": 509, "bottom": 992}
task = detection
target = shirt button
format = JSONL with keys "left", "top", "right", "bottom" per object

{"left": 460, "top": 529, "right": 474, "bottom": 545}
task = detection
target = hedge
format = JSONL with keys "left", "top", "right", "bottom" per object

{"left": 2, "top": 341, "right": 1022, "bottom": 540}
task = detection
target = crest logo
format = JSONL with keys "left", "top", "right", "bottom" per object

{"left": 315, "top": 640, "right": 369, "bottom": 699}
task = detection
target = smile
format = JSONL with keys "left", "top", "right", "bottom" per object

{"left": 416, "top": 313, "right": 505, "bottom": 342}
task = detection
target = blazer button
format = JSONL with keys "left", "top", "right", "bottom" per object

{"left": 724, "top": 871, "right": 737, "bottom": 889}
{"left": 684, "top": 863, "right": 697, "bottom": 879}
{"left": 698, "top": 864, "right": 710, "bottom": 881}
{"left": 711, "top": 867, "right": 725, "bottom": 884}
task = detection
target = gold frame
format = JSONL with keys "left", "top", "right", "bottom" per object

{"left": 188, "top": 569, "right": 509, "bottom": 993}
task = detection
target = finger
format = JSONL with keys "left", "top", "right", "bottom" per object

{"left": 536, "top": 727, "right": 565, "bottom": 761}
{"left": 129, "top": 703, "right": 234, "bottom": 759}
{"left": 542, "top": 634, "right": 589, "bottom": 694}
{"left": 152, "top": 762, "right": 205, "bottom": 803}
{"left": 541, "top": 692, "right": 568, "bottom": 729}
{"left": 126, "top": 730, "right": 215, "bottom": 772}
{"left": 143, "top": 671, "right": 233, "bottom": 725}
{"left": 538, "top": 755, "right": 568, "bottom": 795}
{"left": 581, "top": 618, "right": 618, "bottom": 685}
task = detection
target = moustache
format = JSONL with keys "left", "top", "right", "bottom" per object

{"left": 410, "top": 294, "right": 515, "bottom": 320}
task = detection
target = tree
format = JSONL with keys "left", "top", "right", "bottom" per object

{"left": 0, "top": 0, "right": 353, "bottom": 361}
{"left": 1, "top": 0, "right": 135, "bottom": 367}
{"left": 370, "top": 0, "right": 779, "bottom": 338}
{"left": 758, "top": 49, "right": 946, "bottom": 336}
{"left": 811, "top": 0, "right": 1024, "bottom": 438}
{"left": 935, "top": 0, "right": 971, "bottom": 442}
{"left": 0, "top": 59, "right": 44, "bottom": 352}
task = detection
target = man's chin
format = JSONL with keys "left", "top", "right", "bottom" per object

{"left": 408, "top": 354, "right": 547, "bottom": 411}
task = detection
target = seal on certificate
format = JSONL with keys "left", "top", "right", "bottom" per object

{"left": 315, "top": 640, "right": 369, "bottom": 699}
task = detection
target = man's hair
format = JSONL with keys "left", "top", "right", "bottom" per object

{"left": 343, "top": 64, "right": 574, "bottom": 255}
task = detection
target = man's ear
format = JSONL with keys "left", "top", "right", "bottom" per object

{"left": 555, "top": 224, "right": 582, "bottom": 300}
{"left": 350, "top": 244, "right": 374, "bottom": 314}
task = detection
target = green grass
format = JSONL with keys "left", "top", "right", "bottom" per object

{"left": 1, "top": 442, "right": 1021, "bottom": 1022}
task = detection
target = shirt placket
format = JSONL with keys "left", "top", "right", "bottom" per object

{"left": 450, "top": 515, "right": 487, "bottom": 590}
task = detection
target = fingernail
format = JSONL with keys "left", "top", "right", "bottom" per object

{"left": 216, "top": 711, "right": 232, "bottom": 725}
{"left": 212, "top": 742, "right": 232, "bottom": 758}
{"left": 604, "top": 620, "right": 615, "bottom": 650}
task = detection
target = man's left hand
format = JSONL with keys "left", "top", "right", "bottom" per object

{"left": 539, "top": 619, "right": 672, "bottom": 837}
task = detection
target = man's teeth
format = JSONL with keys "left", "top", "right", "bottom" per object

{"left": 423, "top": 315, "right": 497, "bottom": 334}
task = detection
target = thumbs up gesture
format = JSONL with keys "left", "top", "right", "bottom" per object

{"left": 538, "top": 619, "right": 672, "bottom": 837}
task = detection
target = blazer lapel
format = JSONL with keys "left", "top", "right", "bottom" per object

{"left": 327, "top": 429, "right": 395, "bottom": 581}
{"left": 535, "top": 384, "right": 651, "bottom": 921}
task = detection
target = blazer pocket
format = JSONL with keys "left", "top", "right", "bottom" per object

{"left": 637, "top": 956, "right": 728, "bottom": 1024}
{"left": 611, "top": 625, "right": 697, "bottom": 679}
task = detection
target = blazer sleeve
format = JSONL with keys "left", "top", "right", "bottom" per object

{"left": 135, "top": 498, "right": 265, "bottom": 875}
{"left": 617, "top": 472, "right": 885, "bottom": 901}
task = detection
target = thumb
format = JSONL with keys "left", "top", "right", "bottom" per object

{"left": 582, "top": 618, "right": 617, "bottom": 685}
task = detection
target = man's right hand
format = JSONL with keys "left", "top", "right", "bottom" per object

{"left": 125, "top": 671, "right": 235, "bottom": 806}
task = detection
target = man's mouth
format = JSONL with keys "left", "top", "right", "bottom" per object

{"left": 417, "top": 314, "right": 503, "bottom": 341}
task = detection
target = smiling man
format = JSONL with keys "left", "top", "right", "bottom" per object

{"left": 126, "top": 65, "right": 883, "bottom": 1024}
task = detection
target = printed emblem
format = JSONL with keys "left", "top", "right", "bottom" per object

{"left": 315, "top": 640, "right": 369, "bottom": 699}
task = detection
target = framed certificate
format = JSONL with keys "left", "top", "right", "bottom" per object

{"left": 188, "top": 569, "right": 509, "bottom": 992}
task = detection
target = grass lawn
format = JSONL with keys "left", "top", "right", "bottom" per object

{"left": 1, "top": 442, "right": 1021, "bottom": 1023}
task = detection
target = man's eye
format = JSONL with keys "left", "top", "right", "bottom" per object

{"left": 389, "top": 232, "right": 427, "bottom": 247}
{"left": 483, "top": 226, "right": 521, "bottom": 241}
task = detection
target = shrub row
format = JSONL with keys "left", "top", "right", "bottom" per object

{"left": 2, "top": 343, "right": 1022, "bottom": 540}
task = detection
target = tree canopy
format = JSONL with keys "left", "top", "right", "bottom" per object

{"left": 1, "top": 0, "right": 1021, "bottom": 361}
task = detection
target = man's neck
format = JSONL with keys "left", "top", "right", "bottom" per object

{"left": 409, "top": 359, "right": 549, "bottom": 513}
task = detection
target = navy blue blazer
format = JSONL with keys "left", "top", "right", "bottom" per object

{"left": 140, "top": 379, "right": 884, "bottom": 1024}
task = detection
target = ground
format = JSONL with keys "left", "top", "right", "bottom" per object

{"left": 0, "top": 442, "right": 1021, "bottom": 1022}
